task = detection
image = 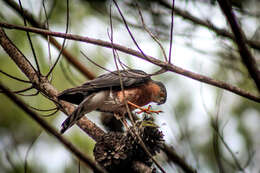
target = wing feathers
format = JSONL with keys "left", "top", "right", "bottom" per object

{"left": 58, "top": 69, "right": 150, "bottom": 104}
{"left": 60, "top": 91, "right": 108, "bottom": 133}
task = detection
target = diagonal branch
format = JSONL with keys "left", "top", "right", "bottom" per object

{"left": 0, "top": 69, "right": 31, "bottom": 83}
{"left": 18, "top": 0, "right": 41, "bottom": 76}
{"left": 0, "top": 82, "right": 107, "bottom": 173}
{"left": 217, "top": 0, "right": 260, "bottom": 92}
{"left": 0, "top": 27, "right": 165, "bottom": 173}
{"left": 162, "top": 144, "right": 196, "bottom": 173}
{"left": 0, "top": 23, "right": 259, "bottom": 102}
{"left": 157, "top": 0, "right": 260, "bottom": 51}
{"left": 0, "top": 27, "right": 105, "bottom": 141}
{"left": 3, "top": 0, "right": 95, "bottom": 80}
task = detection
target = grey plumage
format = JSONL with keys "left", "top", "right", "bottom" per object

{"left": 58, "top": 69, "right": 150, "bottom": 105}
{"left": 58, "top": 69, "right": 166, "bottom": 134}
{"left": 58, "top": 70, "right": 151, "bottom": 133}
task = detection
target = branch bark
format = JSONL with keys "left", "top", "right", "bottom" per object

{"left": 157, "top": 0, "right": 260, "bottom": 51}
{"left": 217, "top": 0, "right": 260, "bottom": 92}
{"left": 3, "top": 0, "right": 95, "bottom": 80}
{"left": 0, "top": 23, "right": 259, "bottom": 102}
{"left": 162, "top": 144, "right": 197, "bottom": 173}
{"left": 0, "top": 82, "right": 107, "bottom": 173}
{"left": 0, "top": 27, "right": 174, "bottom": 173}
{"left": 0, "top": 27, "right": 105, "bottom": 141}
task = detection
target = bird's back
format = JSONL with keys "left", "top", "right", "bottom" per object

{"left": 58, "top": 69, "right": 151, "bottom": 105}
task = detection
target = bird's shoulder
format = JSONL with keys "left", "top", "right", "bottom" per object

{"left": 82, "top": 69, "right": 151, "bottom": 89}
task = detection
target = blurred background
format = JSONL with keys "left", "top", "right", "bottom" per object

{"left": 0, "top": 0, "right": 260, "bottom": 172}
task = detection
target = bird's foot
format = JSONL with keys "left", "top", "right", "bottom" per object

{"left": 136, "top": 105, "right": 163, "bottom": 114}
{"left": 127, "top": 101, "right": 162, "bottom": 114}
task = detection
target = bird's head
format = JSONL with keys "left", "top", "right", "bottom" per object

{"left": 152, "top": 81, "right": 167, "bottom": 105}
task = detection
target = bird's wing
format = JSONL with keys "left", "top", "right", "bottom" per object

{"left": 58, "top": 69, "right": 151, "bottom": 104}
{"left": 83, "top": 69, "right": 150, "bottom": 89}
{"left": 57, "top": 87, "right": 90, "bottom": 105}
{"left": 60, "top": 91, "right": 108, "bottom": 133}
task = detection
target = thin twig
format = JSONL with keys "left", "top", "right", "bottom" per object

{"left": 17, "top": 90, "right": 40, "bottom": 97}
{"left": 42, "top": 0, "right": 53, "bottom": 81}
{"left": 113, "top": 0, "right": 150, "bottom": 61}
{"left": 0, "top": 27, "right": 106, "bottom": 141}
{"left": 0, "top": 82, "right": 107, "bottom": 173}
{"left": 18, "top": 0, "right": 41, "bottom": 76}
{"left": 3, "top": 0, "right": 95, "bottom": 79}
{"left": 113, "top": 5, "right": 165, "bottom": 172}
{"left": 27, "top": 105, "right": 58, "bottom": 112}
{"left": 109, "top": 3, "right": 134, "bottom": 129}
{"left": 60, "top": 59, "right": 78, "bottom": 86}
{"left": 24, "top": 133, "right": 41, "bottom": 173}
{"left": 212, "top": 93, "right": 226, "bottom": 173}
{"left": 5, "top": 152, "right": 19, "bottom": 173}
{"left": 40, "top": 108, "right": 59, "bottom": 117}
{"left": 46, "top": 0, "right": 69, "bottom": 77}
{"left": 168, "top": 0, "right": 175, "bottom": 63}
{"left": 1, "top": 86, "right": 34, "bottom": 94}
{"left": 212, "top": 122, "right": 245, "bottom": 172}
{"left": 136, "top": 4, "right": 168, "bottom": 62}
{"left": 80, "top": 51, "right": 112, "bottom": 74}
{"left": 157, "top": 0, "right": 260, "bottom": 51}
{"left": 0, "top": 70, "right": 31, "bottom": 83}
{"left": 109, "top": 7, "right": 166, "bottom": 172}
{"left": 217, "top": 0, "right": 260, "bottom": 92}
{"left": 210, "top": 91, "right": 246, "bottom": 172}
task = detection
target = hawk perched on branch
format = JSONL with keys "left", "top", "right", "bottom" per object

{"left": 58, "top": 69, "right": 167, "bottom": 133}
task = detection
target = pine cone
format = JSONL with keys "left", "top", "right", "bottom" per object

{"left": 94, "top": 132, "right": 134, "bottom": 172}
{"left": 126, "top": 120, "right": 164, "bottom": 166}
{"left": 94, "top": 118, "right": 164, "bottom": 172}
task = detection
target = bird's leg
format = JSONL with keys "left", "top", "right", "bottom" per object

{"left": 127, "top": 101, "right": 162, "bottom": 114}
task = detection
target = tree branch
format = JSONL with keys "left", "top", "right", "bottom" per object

{"left": 162, "top": 144, "right": 197, "bottom": 173}
{"left": 217, "top": 0, "right": 260, "bottom": 92}
{"left": 0, "top": 27, "right": 105, "bottom": 141}
{"left": 3, "top": 0, "right": 95, "bottom": 80}
{"left": 157, "top": 0, "right": 260, "bottom": 51}
{"left": 0, "top": 82, "right": 107, "bottom": 173}
{"left": 0, "top": 23, "right": 259, "bottom": 102}
{"left": 1, "top": 27, "right": 163, "bottom": 172}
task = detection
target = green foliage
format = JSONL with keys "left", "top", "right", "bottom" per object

{"left": 69, "top": 132, "right": 95, "bottom": 157}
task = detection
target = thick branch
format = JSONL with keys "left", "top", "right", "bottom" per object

{"left": 0, "top": 27, "right": 161, "bottom": 173}
{"left": 217, "top": 0, "right": 260, "bottom": 92}
{"left": 3, "top": 0, "right": 95, "bottom": 79}
{"left": 157, "top": 0, "right": 260, "bottom": 51}
{"left": 0, "top": 23, "right": 259, "bottom": 102}
{"left": 162, "top": 144, "right": 196, "bottom": 173}
{"left": 0, "top": 82, "right": 107, "bottom": 173}
{"left": 0, "top": 28, "right": 105, "bottom": 141}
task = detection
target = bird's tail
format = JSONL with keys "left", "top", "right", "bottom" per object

{"left": 60, "top": 108, "right": 82, "bottom": 134}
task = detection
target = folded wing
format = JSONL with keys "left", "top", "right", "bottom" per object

{"left": 57, "top": 69, "right": 150, "bottom": 105}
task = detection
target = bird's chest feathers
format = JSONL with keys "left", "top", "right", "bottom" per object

{"left": 116, "top": 85, "right": 152, "bottom": 107}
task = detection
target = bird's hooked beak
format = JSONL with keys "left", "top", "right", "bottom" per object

{"left": 153, "top": 81, "right": 167, "bottom": 105}
{"left": 157, "top": 100, "right": 165, "bottom": 105}
{"left": 158, "top": 91, "right": 167, "bottom": 105}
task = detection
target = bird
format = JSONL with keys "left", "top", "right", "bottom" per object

{"left": 58, "top": 69, "right": 167, "bottom": 133}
